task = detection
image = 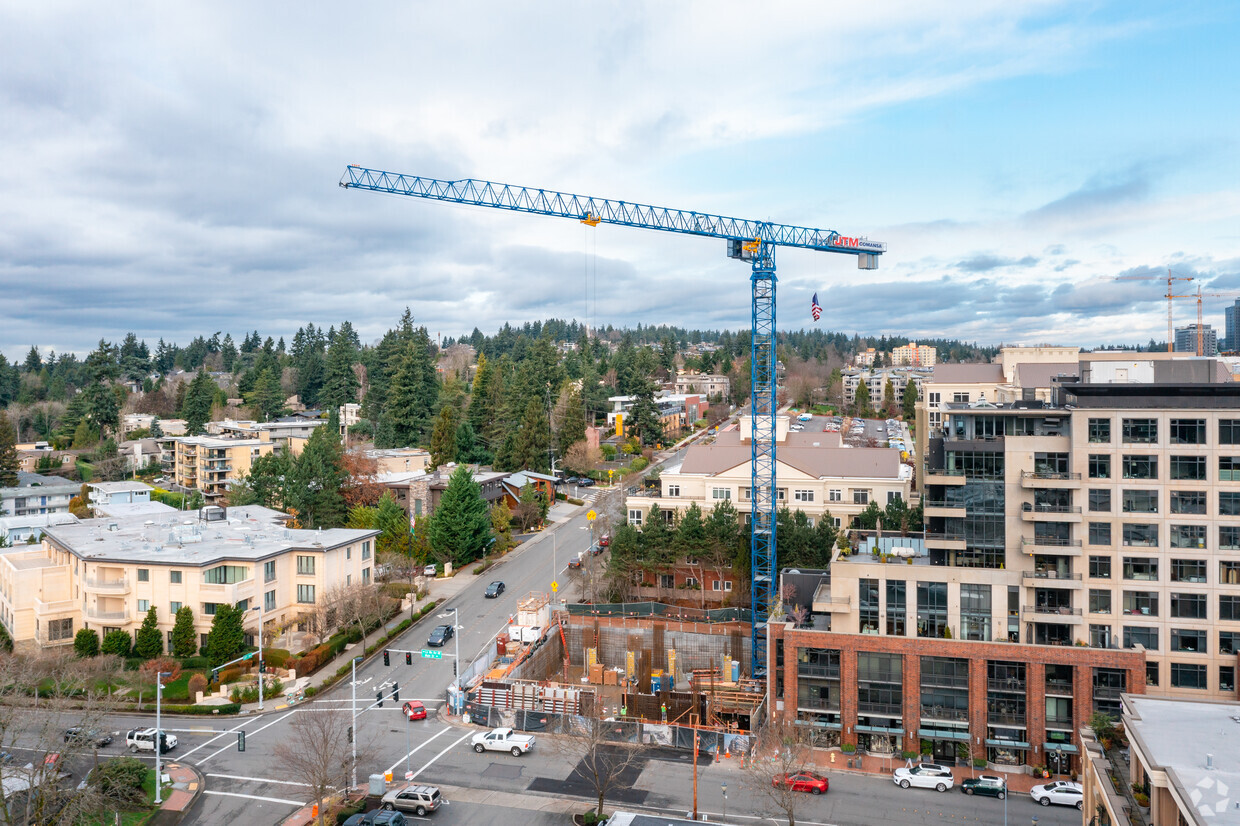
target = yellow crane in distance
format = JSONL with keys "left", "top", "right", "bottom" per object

{"left": 1114, "top": 268, "right": 1195, "bottom": 352}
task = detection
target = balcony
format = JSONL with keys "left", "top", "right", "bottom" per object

{"left": 33, "top": 597, "right": 76, "bottom": 617}
{"left": 797, "top": 663, "right": 841, "bottom": 680}
{"left": 1092, "top": 684, "right": 1125, "bottom": 700}
{"left": 84, "top": 605, "right": 129, "bottom": 623}
{"left": 925, "top": 531, "right": 966, "bottom": 551}
{"left": 1021, "top": 571, "right": 1084, "bottom": 590}
{"left": 1020, "top": 537, "right": 1082, "bottom": 556}
{"left": 986, "top": 709, "right": 1027, "bottom": 727}
{"left": 83, "top": 575, "right": 130, "bottom": 594}
{"left": 987, "top": 678, "right": 1026, "bottom": 694}
{"left": 1021, "top": 504, "right": 1082, "bottom": 523}
{"left": 923, "top": 468, "right": 967, "bottom": 486}
{"left": 1022, "top": 605, "right": 1083, "bottom": 625}
{"left": 1019, "top": 470, "right": 1081, "bottom": 489}
{"left": 1044, "top": 679, "right": 1074, "bottom": 697}
{"left": 796, "top": 695, "right": 840, "bottom": 712}
{"left": 920, "top": 706, "right": 969, "bottom": 723}
{"left": 812, "top": 584, "right": 852, "bottom": 613}
{"left": 923, "top": 501, "right": 967, "bottom": 518}
{"left": 200, "top": 578, "right": 255, "bottom": 604}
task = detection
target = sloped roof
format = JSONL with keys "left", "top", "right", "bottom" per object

{"left": 1014, "top": 362, "right": 1077, "bottom": 388}
{"left": 680, "top": 437, "right": 902, "bottom": 480}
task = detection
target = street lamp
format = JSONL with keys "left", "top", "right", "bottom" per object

{"left": 350, "top": 655, "right": 363, "bottom": 790}
{"left": 154, "top": 670, "right": 171, "bottom": 804}
{"left": 250, "top": 603, "right": 264, "bottom": 712}
{"left": 439, "top": 607, "right": 460, "bottom": 689}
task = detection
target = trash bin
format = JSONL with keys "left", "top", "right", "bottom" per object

{"left": 369, "top": 773, "right": 385, "bottom": 796}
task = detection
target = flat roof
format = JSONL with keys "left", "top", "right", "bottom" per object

{"left": 93, "top": 502, "right": 179, "bottom": 518}
{"left": 42, "top": 508, "right": 379, "bottom": 567}
{"left": 1125, "top": 695, "right": 1240, "bottom": 825}
{"left": 88, "top": 481, "right": 154, "bottom": 493}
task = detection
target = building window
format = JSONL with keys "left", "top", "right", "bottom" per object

{"left": 1170, "top": 456, "right": 1207, "bottom": 481}
{"left": 1122, "top": 524, "right": 1158, "bottom": 547}
{"left": 852, "top": 489, "right": 870, "bottom": 505}
{"left": 170, "top": 601, "right": 181, "bottom": 613}
{"left": 1170, "top": 524, "right": 1206, "bottom": 549}
{"left": 1088, "top": 455, "right": 1111, "bottom": 479}
{"left": 1171, "top": 491, "right": 1206, "bottom": 515}
{"left": 1122, "top": 489, "right": 1158, "bottom": 513}
{"left": 659, "top": 574, "right": 674, "bottom": 590}
{"left": 1170, "top": 663, "right": 1207, "bottom": 689}
{"left": 1221, "top": 526, "right": 1240, "bottom": 550}
{"left": 296, "top": 585, "right": 316, "bottom": 604}
{"left": 711, "top": 487, "right": 731, "bottom": 501}
{"left": 1220, "top": 492, "right": 1240, "bottom": 515}
{"left": 1088, "top": 419, "right": 1111, "bottom": 443}
{"left": 46, "top": 618, "right": 73, "bottom": 642}
{"left": 1088, "top": 589, "right": 1112, "bottom": 614}
{"left": 1221, "top": 632, "right": 1239, "bottom": 655}
{"left": 1221, "top": 596, "right": 1240, "bottom": 621}
{"left": 960, "top": 584, "right": 991, "bottom": 641}
{"left": 1170, "top": 559, "right": 1207, "bottom": 583}
{"left": 1145, "top": 661, "right": 1159, "bottom": 686}
{"left": 1122, "top": 557, "right": 1158, "bottom": 580}
{"left": 1221, "top": 457, "right": 1240, "bottom": 481}
{"left": 1088, "top": 489, "right": 1111, "bottom": 512}
{"left": 667, "top": 485, "right": 680, "bottom": 497}
{"left": 829, "top": 490, "right": 842, "bottom": 502}
{"left": 712, "top": 580, "right": 722, "bottom": 591}
{"left": 1170, "top": 592, "right": 1207, "bottom": 619}
{"left": 1121, "top": 419, "right": 1158, "bottom": 444}
{"left": 137, "top": 569, "right": 150, "bottom": 582}
{"left": 1171, "top": 628, "right": 1207, "bottom": 653}
{"left": 1089, "top": 555, "right": 1112, "bottom": 579}
{"left": 724, "top": 581, "right": 732, "bottom": 592}
{"left": 952, "top": 392, "right": 970, "bottom": 403}
{"left": 203, "top": 603, "right": 219, "bottom": 616}
{"left": 929, "top": 392, "right": 941, "bottom": 406}
{"left": 296, "top": 556, "right": 316, "bottom": 576}
{"left": 886, "top": 580, "right": 906, "bottom": 636}
{"left": 169, "top": 570, "right": 182, "bottom": 584}
{"left": 794, "top": 489, "right": 814, "bottom": 503}
{"left": 858, "top": 579, "right": 880, "bottom": 633}
{"left": 1089, "top": 624, "right": 1113, "bottom": 648}
{"left": 628, "top": 509, "right": 643, "bottom": 526}
{"left": 1122, "top": 591, "right": 1158, "bottom": 616}
{"left": 362, "top": 568, "right": 371, "bottom": 584}
{"left": 1122, "top": 456, "right": 1157, "bottom": 480}
{"left": 204, "top": 565, "right": 249, "bottom": 584}
{"left": 1088, "top": 522, "right": 1112, "bottom": 546}
{"left": 137, "top": 599, "right": 150, "bottom": 612}
{"left": 1220, "top": 420, "right": 1240, "bottom": 445}
{"left": 1223, "top": 561, "right": 1240, "bottom": 584}
{"left": 346, "top": 546, "right": 351, "bottom": 560}
{"left": 1123, "top": 626, "right": 1159, "bottom": 650}
{"left": 1221, "top": 667, "right": 1236, "bottom": 693}
{"left": 362, "top": 541, "right": 371, "bottom": 561}
{"left": 264, "top": 590, "right": 276, "bottom": 612}
{"left": 916, "top": 581, "right": 948, "bottom": 638}
{"left": 1169, "top": 419, "right": 1206, "bottom": 445}
{"left": 264, "top": 560, "right": 276, "bottom": 582}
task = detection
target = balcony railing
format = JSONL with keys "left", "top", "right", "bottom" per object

{"left": 986, "top": 710, "right": 1027, "bottom": 727}
{"left": 1045, "top": 715, "right": 1074, "bottom": 727}
{"left": 920, "top": 706, "right": 969, "bottom": 723}
{"left": 797, "top": 664, "right": 841, "bottom": 680}
{"left": 987, "top": 678, "right": 1026, "bottom": 693}
{"left": 1021, "top": 537, "right": 1082, "bottom": 548}
{"left": 1024, "top": 605, "right": 1082, "bottom": 616}
{"left": 1021, "top": 470, "right": 1081, "bottom": 481}
{"left": 796, "top": 696, "right": 840, "bottom": 711}
{"left": 1044, "top": 678, "right": 1073, "bottom": 695}
{"left": 84, "top": 606, "right": 129, "bottom": 622}
{"left": 925, "top": 531, "right": 965, "bottom": 542}
{"left": 33, "top": 597, "right": 76, "bottom": 616}
{"left": 83, "top": 575, "right": 129, "bottom": 592}
{"left": 1021, "top": 571, "right": 1082, "bottom": 581}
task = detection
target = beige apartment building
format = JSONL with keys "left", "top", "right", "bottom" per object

{"left": 160, "top": 434, "right": 276, "bottom": 501}
{"left": 831, "top": 354, "right": 1240, "bottom": 705}
{"left": 626, "top": 414, "right": 913, "bottom": 530}
{"left": 891, "top": 342, "right": 938, "bottom": 367}
{"left": 0, "top": 506, "right": 379, "bottom": 652}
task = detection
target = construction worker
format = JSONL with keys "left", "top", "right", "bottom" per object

{"left": 620, "top": 704, "right": 627, "bottom": 718}
{"left": 661, "top": 703, "right": 667, "bottom": 722}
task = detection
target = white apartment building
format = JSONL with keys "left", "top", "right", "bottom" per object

{"left": 0, "top": 473, "right": 79, "bottom": 519}
{"left": 0, "top": 505, "right": 379, "bottom": 652}
{"left": 626, "top": 414, "right": 913, "bottom": 529}
{"left": 87, "top": 482, "right": 153, "bottom": 507}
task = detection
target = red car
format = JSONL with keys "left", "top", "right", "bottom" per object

{"left": 773, "top": 772, "right": 829, "bottom": 795}
{"left": 598, "top": 534, "right": 611, "bottom": 547}
{"left": 403, "top": 700, "right": 427, "bottom": 721}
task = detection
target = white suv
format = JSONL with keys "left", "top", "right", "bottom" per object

{"left": 893, "top": 763, "right": 955, "bottom": 792}
{"left": 126, "top": 728, "right": 177, "bottom": 754}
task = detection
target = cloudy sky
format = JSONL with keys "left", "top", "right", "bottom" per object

{"left": 3, "top": 1, "right": 1239, "bottom": 359}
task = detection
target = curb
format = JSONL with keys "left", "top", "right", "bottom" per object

{"left": 148, "top": 760, "right": 206, "bottom": 826}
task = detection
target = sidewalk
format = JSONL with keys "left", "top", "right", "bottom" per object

{"left": 148, "top": 760, "right": 205, "bottom": 826}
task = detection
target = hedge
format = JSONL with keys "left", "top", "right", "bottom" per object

{"left": 131, "top": 703, "right": 242, "bottom": 716}
{"left": 262, "top": 648, "right": 292, "bottom": 669}
{"left": 179, "top": 656, "right": 211, "bottom": 669}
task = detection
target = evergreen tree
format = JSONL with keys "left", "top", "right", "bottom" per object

{"left": 505, "top": 399, "right": 550, "bottom": 472}
{"left": 221, "top": 334, "right": 238, "bottom": 372}
{"left": 902, "top": 380, "right": 918, "bottom": 422}
{"left": 183, "top": 370, "right": 217, "bottom": 435}
{"left": 0, "top": 414, "right": 18, "bottom": 487}
{"left": 286, "top": 419, "right": 347, "bottom": 528}
{"left": 374, "top": 491, "right": 408, "bottom": 554}
{"left": 628, "top": 378, "right": 663, "bottom": 447}
{"left": 24, "top": 346, "right": 42, "bottom": 373}
{"left": 454, "top": 419, "right": 489, "bottom": 464}
{"left": 854, "top": 380, "right": 874, "bottom": 418}
{"left": 101, "top": 629, "right": 132, "bottom": 658}
{"left": 247, "top": 367, "right": 285, "bottom": 421}
{"left": 556, "top": 386, "right": 587, "bottom": 453}
{"left": 427, "top": 465, "right": 492, "bottom": 566}
{"left": 203, "top": 604, "right": 245, "bottom": 666}
{"left": 675, "top": 502, "right": 709, "bottom": 559}
{"left": 882, "top": 378, "right": 897, "bottom": 418}
{"left": 74, "top": 628, "right": 100, "bottom": 657}
{"left": 135, "top": 605, "right": 163, "bottom": 658}
{"left": 385, "top": 329, "right": 439, "bottom": 447}
{"left": 171, "top": 606, "right": 198, "bottom": 657}
{"left": 320, "top": 327, "right": 360, "bottom": 410}
{"left": 428, "top": 405, "right": 459, "bottom": 468}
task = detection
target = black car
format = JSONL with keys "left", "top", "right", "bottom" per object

{"left": 63, "top": 727, "right": 113, "bottom": 748}
{"left": 343, "top": 810, "right": 407, "bottom": 826}
{"left": 577, "top": 477, "right": 595, "bottom": 487}
{"left": 427, "top": 624, "right": 454, "bottom": 647}
{"left": 484, "top": 581, "right": 505, "bottom": 598}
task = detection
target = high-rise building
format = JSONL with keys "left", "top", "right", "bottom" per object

{"left": 1224, "top": 299, "right": 1240, "bottom": 353}
{"left": 1173, "top": 323, "right": 1217, "bottom": 356}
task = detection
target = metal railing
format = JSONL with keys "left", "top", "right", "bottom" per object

{"left": 1022, "top": 536, "right": 1082, "bottom": 548}
{"left": 83, "top": 575, "right": 129, "bottom": 591}
{"left": 1024, "top": 605, "right": 1082, "bottom": 616}
{"left": 1021, "top": 470, "right": 1081, "bottom": 481}
{"left": 1021, "top": 571, "right": 1082, "bottom": 581}
{"left": 987, "top": 678, "right": 1026, "bottom": 693}
{"left": 797, "top": 664, "right": 841, "bottom": 679}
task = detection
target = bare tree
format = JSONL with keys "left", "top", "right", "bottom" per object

{"left": 741, "top": 716, "right": 820, "bottom": 826}
{"left": 556, "top": 715, "right": 647, "bottom": 821}
{"left": 274, "top": 708, "right": 371, "bottom": 826}
{"left": 324, "top": 582, "right": 394, "bottom": 644}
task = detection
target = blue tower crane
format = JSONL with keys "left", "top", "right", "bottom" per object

{"left": 339, "top": 166, "right": 886, "bottom": 677}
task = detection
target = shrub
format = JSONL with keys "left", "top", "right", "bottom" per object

{"left": 972, "top": 758, "right": 987, "bottom": 768}
{"left": 383, "top": 582, "right": 410, "bottom": 599}
{"left": 88, "top": 756, "right": 148, "bottom": 807}
{"left": 101, "top": 630, "right": 132, "bottom": 658}
{"left": 187, "top": 674, "right": 208, "bottom": 699}
{"left": 217, "top": 667, "right": 243, "bottom": 685}
{"left": 631, "top": 457, "right": 649, "bottom": 472}
{"left": 74, "top": 628, "right": 101, "bottom": 658}
{"left": 139, "top": 658, "right": 182, "bottom": 686}
{"left": 180, "top": 656, "right": 210, "bottom": 669}
{"left": 124, "top": 657, "right": 145, "bottom": 671}
{"left": 841, "top": 743, "right": 856, "bottom": 753}
{"left": 262, "top": 648, "right": 291, "bottom": 669}
{"left": 263, "top": 678, "right": 284, "bottom": 700}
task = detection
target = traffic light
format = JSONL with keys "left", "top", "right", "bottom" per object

{"left": 258, "top": 659, "right": 265, "bottom": 674}
{"left": 392, "top": 682, "right": 399, "bottom": 702}
{"left": 383, "top": 649, "right": 390, "bottom": 666}
{"left": 405, "top": 651, "right": 412, "bottom": 666}
{"left": 210, "top": 669, "right": 219, "bottom": 682}
{"left": 237, "top": 731, "right": 246, "bottom": 752}
{"left": 376, "top": 689, "right": 383, "bottom": 708}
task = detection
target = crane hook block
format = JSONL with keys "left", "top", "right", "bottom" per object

{"left": 580, "top": 213, "right": 601, "bottom": 227}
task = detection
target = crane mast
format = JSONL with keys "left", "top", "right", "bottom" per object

{"left": 340, "top": 165, "right": 886, "bottom": 677}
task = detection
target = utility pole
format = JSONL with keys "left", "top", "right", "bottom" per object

{"left": 350, "top": 655, "right": 362, "bottom": 789}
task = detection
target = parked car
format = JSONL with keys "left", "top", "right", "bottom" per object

{"left": 772, "top": 771, "right": 828, "bottom": 795}
{"left": 426, "top": 624, "right": 454, "bottom": 647}
{"left": 1030, "top": 780, "right": 1084, "bottom": 810}
{"left": 598, "top": 534, "right": 611, "bottom": 547}
{"left": 344, "top": 809, "right": 409, "bottom": 826}
{"left": 381, "top": 783, "right": 445, "bottom": 817}
{"left": 126, "top": 728, "right": 177, "bottom": 754}
{"left": 484, "top": 581, "right": 505, "bottom": 598}
{"left": 63, "top": 727, "right": 112, "bottom": 748}
{"left": 471, "top": 727, "right": 535, "bottom": 756}
{"left": 961, "top": 774, "right": 1006, "bottom": 799}
{"left": 578, "top": 478, "right": 595, "bottom": 487}
{"left": 422, "top": 564, "right": 438, "bottom": 577}
{"left": 892, "top": 763, "right": 954, "bottom": 792}
{"left": 402, "top": 700, "right": 427, "bottom": 721}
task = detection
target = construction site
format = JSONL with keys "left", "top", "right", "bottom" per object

{"left": 457, "top": 593, "right": 765, "bottom": 754}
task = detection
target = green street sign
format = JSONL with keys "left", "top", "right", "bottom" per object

{"left": 420, "top": 649, "right": 442, "bottom": 660}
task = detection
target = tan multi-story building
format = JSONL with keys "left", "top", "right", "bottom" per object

{"left": 366, "top": 447, "right": 432, "bottom": 475}
{"left": 160, "top": 434, "right": 276, "bottom": 501}
{"left": 673, "top": 372, "right": 730, "bottom": 400}
{"left": 0, "top": 506, "right": 379, "bottom": 653}
{"left": 626, "top": 414, "right": 913, "bottom": 531}
{"left": 891, "top": 342, "right": 938, "bottom": 367}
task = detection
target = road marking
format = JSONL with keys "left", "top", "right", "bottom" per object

{"left": 154, "top": 727, "right": 220, "bottom": 734}
{"left": 194, "top": 710, "right": 298, "bottom": 766}
{"left": 203, "top": 789, "right": 305, "bottom": 806}
{"left": 409, "top": 731, "right": 472, "bottom": 779}
{"left": 384, "top": 726, "right": 454, "bottom": 775}
{"left": 206, "top": 773, "right": 312, "bottom": 787}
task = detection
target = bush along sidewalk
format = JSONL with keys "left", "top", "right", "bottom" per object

{"left": 304, "top": 599, "right": 441, "bottom": 699}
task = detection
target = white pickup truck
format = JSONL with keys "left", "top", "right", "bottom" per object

{"left": 470, "top": 727, "right": 535, "bottom": 756}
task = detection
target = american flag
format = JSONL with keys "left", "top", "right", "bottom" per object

{"left": 811, "top": 292, "right": 822, "bottom": 322}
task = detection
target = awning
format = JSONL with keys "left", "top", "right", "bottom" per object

{"left": 918, "top": 728, "right": 970, "bottom": 741}
{"left": 856, "top": 725, "right": 904, "bottom": 735}
{"left": 1043, "top": 742, "right": 1079, "bottom": 754}
{"left": 985, "top": 739, "right": 1030, "bottom": 749}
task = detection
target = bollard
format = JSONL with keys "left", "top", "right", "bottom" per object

{"left": 311, "top": 804, "right": 319, "bottom": 819}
